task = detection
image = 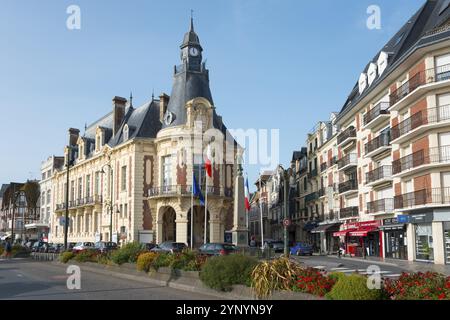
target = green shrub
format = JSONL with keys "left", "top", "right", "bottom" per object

{"left": 151, "top": 253, "right": 174, "bottom": 270}
{"left": 96, "top": 253, "right": 112, "bottom": 265}
{"left": 73, "top": 249, "right": 98, "bottom": 263}
{"left": 60, "top": 251, "right": 75, "bottom": 263}
{"left": 110, "top": 242, "right": 144, "bottom": 265}
{"left": 200, "top": 254, "right": 258, "bottom": 292}
{"left": 11, "top": 245, "right": 29, "bottom": 257}
{"left": 0, "top": 246, "right": 4, "bottom": 256}
{"left": 326, "top": 274, "right": 383, "bottom": 300}
{"left": 137, "top": 252, "right": 159, "bottom": 272}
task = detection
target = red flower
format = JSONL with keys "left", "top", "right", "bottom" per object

{"left": 438, "top": 293, "right": 446, "bottom": 300}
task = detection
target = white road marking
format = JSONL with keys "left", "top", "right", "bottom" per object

{"left": 384, "top": 274, "right": 401, "bottom": 277}
{"left": 330, "top": 267, "right": 349, "bottom": 271}
{"left": 340, "top": 269, "right": 356, "bottom": 273}
{"left": 17, "top": 274, "right": 23, "bottom": 277}
{"left": 313, "top": 266, "right": 326, "bottom": 269}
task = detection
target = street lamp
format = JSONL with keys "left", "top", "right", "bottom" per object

{"left": 102, "top": 164, "right": 114, "bottom": 243}
{"left": 277, "top": 165, "right": 293, "bottom": 256}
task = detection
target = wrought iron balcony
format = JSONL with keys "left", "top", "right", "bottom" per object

{"left": 308, "top": 168, "right": 318, "bottom": 179}
{"left": 147, "top": 185, "right": 232, "bottom": 198}
{"left": 367, "top": 198, "right": 394, "bottom": 214}
{"left": 394, "top": 187, "right": 450, "bottom": 209}
{"left": 338, "top": 179, "right": 358, "bottom": 194}
{"left": 390, "top": 63, "right": 450, "bottom": 106}
{"left": 328, "top": 156, "right": 338, "bottom": 167}
{"left": 365, "top": 165, "right": 392, "bottom": 184}
{"left": 339, "top": 206, "right": 359, "bottom": 219}
{"left": 338, "top": 153, "right": 358, "bottom": 170}
{"left": 365, "top": 132, "right": 391, "bottom": 156}
{"left": 391, "top": 105, "right": 450, "bottom": 141}
{"left": 363, "top": 102, "right": 390, "bottom": 127}
{"left": 305, "top": 192, "right": 318, "bottom": 203}
{"left": 320, "top": 162, "right": 328, "bottom": 172}
{"left": 392, "top": 146, "right": 450, "bottom": 175}
{"left": 337, "top": 126, "right": 356, "bottom": 146}
{"left": 317, "top": 188, "right": 326, "bottom": 197}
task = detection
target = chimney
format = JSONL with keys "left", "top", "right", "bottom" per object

{"left": 113, "top": 96, "right": 127, "bottom": 136}
{"left": 68, "top": 128, "right": 80, "bottom": 146}
{"left": 159, "top": 93, "right": 170, "bottom": 123}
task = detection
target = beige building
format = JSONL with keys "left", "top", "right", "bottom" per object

{"left": 49, "top": 19, "right": 237, "bottom": 247}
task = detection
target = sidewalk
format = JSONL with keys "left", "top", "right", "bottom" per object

{"left": 327, "top": 255, "right": 450, "bottom": 275}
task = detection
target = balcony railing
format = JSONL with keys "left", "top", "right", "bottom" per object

{"left": 328, "top": 210, "right": 336, "bottom": 220}
{"left": 337, "top": 126, "right": 356, "bottom": 145}
{"left": 338, "top": 153, "right": 358, "bottom": 170}
{"left": 365, "top": 165, "right": 392, "bottom": 184}
{"left": 328, "top": 156, "right": 338, "bottom": 167}
{"left": 320, "top": 162, "right": 327, "bottom": 172}
{"left": 305, "top": 192, "right": 318, "bottom": 203}
{"left": 339, "top": 206, "right": 359, "bottom": 219}
{"left": 147, "top": 185, "right": 233, "bottom": 198}
{"left": 392, "top": 145, "right": 450, "bottom": 174}
{"left": 317, "top": 188, "right": 326, "bottom": 197}
{"left": 55, "top": 195, "right": 103, "bottom": 211}
{"left": 338, "top": 179, "right": 358, "bottom": 194}
{"left": 394, "top": 187, "right": 450, "bottom": 209}
{"left": 390, "top": 63, "right": 450, "bottom": 106}
{"left": 365, "top": 132, "right": 391, "bottom": 155}
{"left": 363, "top": 102, "right": 390, "bottom": 126}
{"left": 391, "top": 104, "right": 450, "bottom": 141}
{"left": 367, "top": 198, "right": 394, "bottom": 214}
{"left": 308, "top": 168, "right": 318, "bottom": 178}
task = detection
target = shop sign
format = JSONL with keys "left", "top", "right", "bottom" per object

{"left": 344, "top": 220, "right": 381, "bottom": 230}
{"left": 409, "top": 212, "right": 433, "bottom": 224}
{"left": 397, "top": 215, "right": 410, "bottom": 224}
{"left": 383, "top": 218, "right": 398, "bottom": 225}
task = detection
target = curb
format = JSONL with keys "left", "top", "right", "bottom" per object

{"left": 326, "top": 255, "right": 399, "bottom": 267}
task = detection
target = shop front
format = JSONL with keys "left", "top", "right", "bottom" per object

{"left": 303, "top": 220, "right": 319, "bottom": 252}
{"left": 311, "top": 222, "right": 341, "bottom": 254}
{"left": 409, "top": 212, "right": 434, "bottom": 262}
{"left": 379, "top": 217, "right": 408, "bottom": 260}
{"left": 333, "top": 220, "right": 382, "bottom": 257}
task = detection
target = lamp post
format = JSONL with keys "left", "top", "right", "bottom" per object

{"left": 277, "top": 165, "right": 293, "bottom": 257}
{"left": 102, "top": 164, "right": 114, "bottom": 243}
{"left": 64, "top": 147, "right": 71, "bottom": 251}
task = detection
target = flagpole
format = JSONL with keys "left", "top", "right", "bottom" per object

{"left": 259, "top": 171, "right": 264, "bottom": 250}
{"left": 204, "top": 172, "right": 208, "bottom": 244}
{"left": 191, "top": 162, "right": 194, "bottom": 250}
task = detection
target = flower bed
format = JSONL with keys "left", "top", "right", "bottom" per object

{"left": 383, "top": 272, "right": 450, "bottom": 300}
{"left": 293, "top": 268, "right": 336, "bottom": 297}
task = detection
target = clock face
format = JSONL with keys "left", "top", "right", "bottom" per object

{"left": 189, "top": 47, "right": 199, "bottom": 57}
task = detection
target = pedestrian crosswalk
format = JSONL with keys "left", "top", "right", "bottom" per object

{"left": 311, "top": 265, "right": 402, "bottom": 278}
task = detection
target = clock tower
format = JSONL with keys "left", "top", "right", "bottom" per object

{"left": 180, "top": 17, "right": 203, "bottom": 71}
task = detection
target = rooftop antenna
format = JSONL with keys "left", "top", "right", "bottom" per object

{"left": 129, "top": 91, "right": 133, "bottom": 107}
{"left": 151, "top": 88, "right": 155, "bottom": 100}
{"left": 84, "top": 122, "right": 87, "bottom": 137}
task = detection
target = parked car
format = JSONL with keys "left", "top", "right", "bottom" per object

{"left": 198, "top": 243, "right": 237, "bottom": 256}
{"left": 48, "top": 243, "right": 64, "bottom": 254}
{"left": 290, "top": 242, "right": 313, "bottom": 256}
{"left": 72, "top": 242, "right": 95, "bottom": 253}
{"left": 38, "top": 242, "right": 52, "bottom": 253}
{"left": 24, "top": 241, "right": 36, "bottom": 250}
{"left": 141, "top": 243, "right": 157, "bottom": 251}
{"left": 31, "top": 241, "right": 47, "bottom": 253}
{"left": 150, "top": 242, "right": 187, "bottom": 253}
{"left": 94, "top": 241, "right": 118, "bottom": 254}
{"left": 263, "top": 240, "right": 284, "bottom": 253}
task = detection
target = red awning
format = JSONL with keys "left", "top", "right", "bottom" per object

{"left": 333, "top": 229, "right": 355, "bottom": 237}
{"left": 348, "top": 226, "right": 379, "bottom": 237}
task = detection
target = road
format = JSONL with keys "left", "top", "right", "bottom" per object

{"left": 0, "top": 258, "right": 216, "bottom": 300}
{"left": 290, "top": 255, "right": 406, "bottom": 278}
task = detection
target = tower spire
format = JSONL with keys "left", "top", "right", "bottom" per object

{"left": 129, "top": 91, "right": 133, "bottom": 107}
{"left": 190, "top": 9, "right": 194, "bottom": 31}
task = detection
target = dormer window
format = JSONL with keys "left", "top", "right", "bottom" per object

{"left": 358, "top": 73, "right": 367, "bottom": 94}
{"left": 95, "top": 127, "right": 105, "bottom": 152}
{"left": 377, "top": 51, "right": 388, "bottom": 75}
{"left": 123, "top": 124, "right": 129, "bottom": 141}
{"left": 367, "top": 63, "right": 378, "bottom": 86}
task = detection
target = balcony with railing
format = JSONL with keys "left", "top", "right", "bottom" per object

{"left": 367, "top": 198, "right": 394, "bottom": 214}
{"left": 391, "top": 105, "right": 450, "bottom": 143}
{"left": 338, "top": 153, "right": 358, "bottom": 171}
{"left": 392, "top": 145, "right": 450, "bottom": 176}
{"left": 365, "top": 165, "right": 392, "bottom": 186}
{"left": 320, "top": 162, "right": 327, "bottom": 172}
{"left": 147, "top": 185, "right": 233, "bottom": 198}
{"left": 305, "top": 192, "right": 318, "bottom": 203}
{"left": 338, "top": 179, "right": 358, "bottom": 195}
{"left": 317, "top": 188, "right": 326, "bottom": 198}
{"left": 55, "top": 195, "right": 103, "bottom": 211}
{"left": 394, "top": 187, "right": 450, "bottom": 210}
{"left": 390, "top": 63, "right": 450, "bottom": 108}
{"left": 337, "top": 126, "right": 356, "bottom": 147}
{"left": 308, "top": 168, "right": 318, "bottom": 179}
{"left": 328, "top": 156, "right": 338, "bottom": 167}
{"left": 339, "top": 206, "right": 359, "bottom": 219}
{"left": 365, "top": 132, "right": 391, "bottom": 158}
{"left": 363, "top": 102, "right": 390, "bottom": 129}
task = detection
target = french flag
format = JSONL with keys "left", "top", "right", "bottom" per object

{"left": 205, "top": 144, "right": 212, "bottom": 178}
{"left": 244, "top": 176, "right": 251, "bottom": 211}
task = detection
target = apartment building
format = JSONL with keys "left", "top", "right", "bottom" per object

{"left": 248, "top": 171, "right": 272, "bottom": 244}
{"left": 332, "top": 0, "right": 450, "bottom": 264}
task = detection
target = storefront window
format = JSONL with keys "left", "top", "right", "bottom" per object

{"left": 415, "top": 224, "right": 434, "bottom": 261}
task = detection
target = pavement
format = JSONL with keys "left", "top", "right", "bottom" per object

{"left": 0, "top": 258, "right": 217, "bottom": 300}
{"left": 289, "top": 254, "right": 450, "bottom": 278}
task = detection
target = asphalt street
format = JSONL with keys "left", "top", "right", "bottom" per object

{"left": 0, "top": 258, "right": 216, "bottom": 300}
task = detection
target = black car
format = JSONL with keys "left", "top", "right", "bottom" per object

{"left": 48, "top": 243, "right": 64, "bottom": 253}
{"left": 38, "top": 242, "right": 52, "bottom": 253}
{"left": 94, "top": 241, "right": 118, "bottom": 254}
{"left": 150, "top": 242, "right": 187, "bottom": 253}
{"left": 142, "top": 243, "right": 157, "bottom": 251}
{"left": 198, "top": 243, "right": 237, "bottom": 256}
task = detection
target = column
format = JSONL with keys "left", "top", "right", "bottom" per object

{"left": 176, "top": 218, "right": 188, "bottom": 245}
{"left": 406, "top": 223, "right": 415, "bottom": 262}
{"left": 432, "top": 221, "right": 445, "bottom": 265}
{"left": 209, "top": 219, "right": 222, "bottom": 243}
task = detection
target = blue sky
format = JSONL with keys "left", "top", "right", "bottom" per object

{"left": 0, "top": 0, "right": 424, "bottom": 190}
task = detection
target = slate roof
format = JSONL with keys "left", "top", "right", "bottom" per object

{"left": 337, "top": 0, "right": 450, "bottom": 120}
{"left": 0, "top": 184, "right": 9, "bottom": 199}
